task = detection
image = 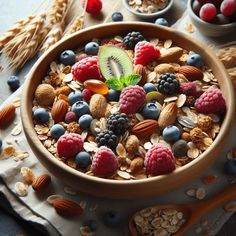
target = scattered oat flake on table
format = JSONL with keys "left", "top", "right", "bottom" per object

{"left": 20, "top": 167, "right": 35, "bottom": 185}
{"left": 196, "top": 187, "right": 206, "bottom": 200}
{"left": 186, "top": 188, "right": 196, "bottom": 197}
{"left": 80, "top": 200, "right": 87, "bottom": 209}
{"left": 12, "top": 98, "right": 21, "bottom": 107}
{"left": 14, "top": 151, "right": 29, "bottom": 161}
{"left": 0, "top": 146, "right": 16, "bottom": 159}
{"left": 184, "top": 22, "right": 195, "bottom": 33}
{"left": 80, "top": 226, "right": 93, "bottom": 236}
{"left": 14, "top": 182, "right": 28, "bottom": 197}
{"left": 224, "top": 201, "right": 236, "bottom": 212}
{"left": 11, "top": 124, "right": 22, "bottom": 136}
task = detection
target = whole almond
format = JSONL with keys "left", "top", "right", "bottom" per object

{"left": 32, "top": 174, "right": 51, "bottom": 191}
{"left": 52, "top": 198, "right": 83, "bottom": 217}
{"left": 51, "top": 99, "right": 68, "bottom": 123}
{"left": 158, "top": 102, "right": 177, "bottom": 130}
{"left": 89, "top": 94, "right": 107, "bottom": 118}
{"left": 159, "top": 47, "right": 183, "bottom": 63}
{"left": 133, "top": 64, "right": 147, "bottom": 86}
{"left": 125, "top": 135, "right": 139, "bottom": 154}
{"left": 0, "top": 103, "right": 16, "bottom": 128}
{"left": 130, "top": 157, "right": 144, "bottom": 174}
{"left": 132, "top": 120, "right": 158, "bottom": 137}
{"left": 155, "top": 63, "right": 175, "bottom": 74}
{"left": 178, "top": 65, "right": 204, "bottom": 81}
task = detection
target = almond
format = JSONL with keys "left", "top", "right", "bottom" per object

{"left": 0, "top": 103, "right": 16, "bottom": 128}
{"left": 32, "top": 174, "right": 51, "bottom": 191}
{"left": 130, "top": 157, "right": 144, "bottom": 174}
{"left": 158, "top": 102, "right": 177, "bottom": 130}
{"left": 52, "top": 198, "right": 83, "bottom": 217}
{"left": 133, "top": 64, "right": 147, "bottom": 86}
{"left": 159, "top": 47, "right": 183, "bottom": 63}
{"left": 51, "top": 99, "right": 68, "bottom": 123}
{"left": 155, "top": 63, "right": 175, "bottom": 74}
{"left": 125, "top": 135, "right": 139, "bottom": 154}
{"left": 178, "top": 65, "right": 203, "bottom": 81}
{"left": 89, "top": 94, "right": 107, "bottom": 118}
{"left": 132, "top": 120, "right": 158, "bottom": 137}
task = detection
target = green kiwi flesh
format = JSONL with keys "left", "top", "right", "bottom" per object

{"left": 98, "top": 45, "right": 133, "bottom": 80}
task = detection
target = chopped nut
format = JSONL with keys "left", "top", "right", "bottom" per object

{"left": 190, "top": 127, "right": 205, "bottom": 144}
{"left": 197, "top": 115, "right": 213, "bottom": 131}
{"left": 68, "top": 122, "right": 81, "bottom": 133}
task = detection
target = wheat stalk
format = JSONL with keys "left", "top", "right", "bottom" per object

{"left": 0, "top": 15, "right": 35, "bottom": 51}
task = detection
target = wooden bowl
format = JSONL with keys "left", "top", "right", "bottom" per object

{"left": 21, "top": 22, "right": 234, "bottom": 199}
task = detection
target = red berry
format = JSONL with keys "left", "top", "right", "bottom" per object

{"left": 65, "top": 111, "right": 76, "bottom": 124}
{"left": 220, "top": 0, "right": 236, "bottom": 16}
{"left": 134, "top": 41, "right": 160, "bottom": 66}
{"left": 194, "top": 87, "right": 226, "bottom": 114}
{"left": 179, "top": 82, "right": 202, "bottom": 97}
{"left": 82, "top": 0, "right": 102, "bottom": 15}
{"left": 144, "top": 144, "right": 176, "bottom": 176}
{"left": 119, "top": 85, "right": 146, "bottom": 114}
{"left": 76, "top": 53, "right": 88, "bottom": 62}
{"left": 57, "top": 133, "right": 84, "bottom": 159}
{"left": 82, "top": 89, "right": 94, "bottom": 102}
{"left": 91, "top": 147, "right": 118, "bottom": 177}
{"left": 200, "top": 3, "right": 217, "bottom": 21}
{"left": 71, "top": 56, "right": 103, "bottom": 83}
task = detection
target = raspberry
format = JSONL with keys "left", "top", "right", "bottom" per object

{"left": 179, "top": 82, "right": 202, "bottom": 97}
{"left": 199, "top": 3, "right": 217, "bottom": 21}
{"left": 82, "top": 0, "right": 102, "bottom": 15}
{"left": 134, "top": 41, "right": 160, "bottom": 66}
{"left": 220, "top": 0, "right": 236, "bottom": 16}
{"left": 72, "top": 56, "right": 103, "bottom": 83}
{"left": 76, "top": 53, "right": 88, "bottom": 62}
{"left": 119, "top": 85, "right": 146, "bottom": 114}
{"left": 91, "top": 147, "right": 118, "bottom": 177}
{"left": 144, "top": 144, "right": 176, "bottom": 176}
{"left": 57, "top": 133, "right": 84, "bottom": 159}
{"left": 82, "top": 88, "right": 94, "bottom": 102}
{"left": 194, "top": 87, "right": 226, "bottom": 114}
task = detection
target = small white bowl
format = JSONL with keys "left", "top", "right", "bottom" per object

{"left": 188, "top": 0, "right": 236, "bottom": 37}
{"left": 122, "top": 0, "right": 174, "bottom": 19}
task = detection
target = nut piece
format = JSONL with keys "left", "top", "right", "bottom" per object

{"left": 55, "top": 86, "right": 71, "bottom": 96}
{"left": 125, "top": 135, "right": 140, "bottom": 154}
{"left": 35, "top": 84, "right": 55, "bottom": 107}
{"left": 178, "top": 65, "right": 204, "bottom": 81}
{"left": 197, "top": 115, "right": 213, "bottom": 131}
{"left": 89, "top": 94, "right": 107, "bottom": 118}
{"left": 132, "top": 120, "right": 158, "bottom": 137}
{"left": 0, "top": 103, "right": 16, "bottom": 128}
{"left": 155, "top": 63, "right": 175, "bottom": 74}
{"left": 133, "top": 64, "right": 147, "bottom": 86}
{"left": 130, "top": 157, "right": 144, "bottom": 174}
{"left": 52, "top": 198, "right": 83, "bottom": 217}
{"left": 190, "top": 127, "right": 204, "bottom": 143}
{"left": 20, "top": 167, "right": 35, "bottom": 185}
{"left": 32, "top": 174, "right": 51, "bottom": 191}
{"left": 158, "top": 102, "right": 177, "bottom": 130}
{"left": 51, "top": 99, "right": 69, "bottom": 123}
{"left": 159, "top": 47, "right": 183, "bottom": 63}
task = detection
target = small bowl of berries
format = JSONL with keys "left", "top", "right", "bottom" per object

{"left": 188, "top": 0, "right": 236, "bottom": 37}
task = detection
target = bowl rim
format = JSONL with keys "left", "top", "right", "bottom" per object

{"left": 122, "top": 0, "right": 174, "bottom": 18}
{"left": 21, "top": 21, "right": 235, "bottom": 187}
{"left": 187, "top": 0, "right": 236, "bottom": 28}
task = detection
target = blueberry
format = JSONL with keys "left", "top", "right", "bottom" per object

{"left": 33, "top": 108, "right": 50, "bottom": 124}
{"left": 112, "top": 12, "right": 123, "bottom": 22}
{"left": 224, "top": 159, "right": 236, "bottom": 176}
{"left": 72, "top": 101, "right": 90, "bottom": 119}
{"left": 50, "top": 124, "right": 65, "bottom": 139}
{"left": 141, "top": 103, "right": 160, "bottom": 119}
{"left": 143, "top": 83, "right": 157, "bottom": 93}
{"left": 76, "top": 151, "right": 91, "bottom": 168}
{"left": 79, "top": 114, "right": 93, "bottom": 130}
{"left": 82, "top": 219, "right": 98, "bottom": 232}
{"left": 155, "top": 18, "right": 169, "bottom": 26}
{"left": 106, "top": 89, "right": 120, "bottom": 102}
{"left": 187, "top": 53, "right": 204, "bottom": 68}
{"left": 60, "top": 50, "right": 76, "bottom": 66}
{"left": 84, "top": 42, "right": 99, "bottom": 55}
{"left": 68, "top": 91, "right": 83, "bottom": 105}
{"left": 172, "top": 140, "right": 188, "bottom": 157}
{"left": 163, "top": 125, "right": 180, "bottom": 142}
{"left": 7, "top": 76, "right": 20, "bottom": 91}
{"left": 103, "top": 210, "right": 121, "bottom": 227}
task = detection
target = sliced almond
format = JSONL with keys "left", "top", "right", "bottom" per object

{"left": 11, "top": 124, "right": 22, "bottom": 136}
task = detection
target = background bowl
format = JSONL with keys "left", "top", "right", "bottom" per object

{"left": 21, "top": 22, "right": 234, "bottom": 199}
{"left": 122, "top": 0, "right": 174, "bottom": 19}
{"left": 188, "top": 0, "right": 236, "bottom": 37}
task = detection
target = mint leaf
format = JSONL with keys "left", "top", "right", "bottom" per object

{"left": 105, "top": 78, "right": 123, "bottom": 90}
{"left": 125, "top": 74, "right": 141, "bottom": 86}
{"left": 119, "top": 76, "right": 127, "bottom": 86}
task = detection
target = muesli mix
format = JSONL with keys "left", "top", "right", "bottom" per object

{"left": 32, "top": 31, "right": 226, "bottom": 180}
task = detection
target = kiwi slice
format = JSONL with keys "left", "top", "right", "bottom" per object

{"left": 98, "top": 45, "right": 133, "bottom": 80}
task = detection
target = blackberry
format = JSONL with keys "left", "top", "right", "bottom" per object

{"left": 107, "top": 113, "right": 129, "bottom": 135}
{"left": 123, "top": 32, "right": 145, "bottom": 50}
{"left": 96, "top": 130, "right": 118, "bottom": 150}
{"left": 157, "top": 73, "right": 179, "bottom": 95}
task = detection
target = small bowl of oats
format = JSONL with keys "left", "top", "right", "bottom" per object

{"left": 122, "top": 0, "right": 174, "bottom": 19}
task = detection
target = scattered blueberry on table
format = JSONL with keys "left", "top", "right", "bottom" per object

{"left": 112, "top": 12, "right": 123, "bottom": 22}
{"left": 7, "top": 76, "right": 20, "bottom": 91}
{"left": 103, "top": 210, "right": 121, "bottom": 227}
{"left": 155, "top": 18, "right": 169, "bottom": 26}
